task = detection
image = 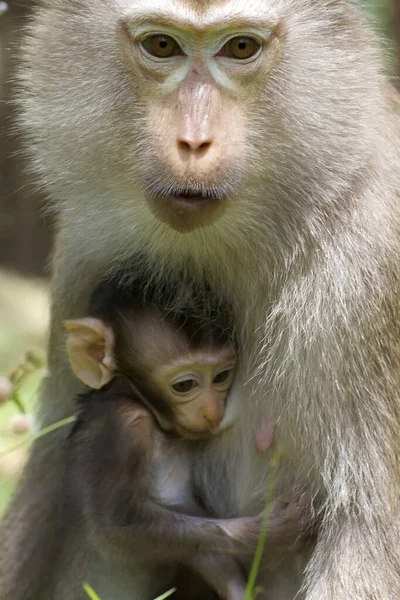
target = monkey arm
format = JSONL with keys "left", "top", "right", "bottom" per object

{"left": 180, "top": 496, "right": 317, "bottom": 596}
{"left": 0, "top": 431, "right": 67, "bottom": 600}
{"left": 303, "top": 509, "right": 400, "bottom": 600}
{"left": 300, "top": 441, "right": 400, "bottom": 600}
{"left": 67, "top": 392, "right": 261, "bottom": 560}
{"left": 264, "top": 495, "right": 318, "bottom": 549}
{"left": 89, "top": 497, "right": 262, "bottom": 560}
{"left": 86, "top": 475, "right": 316, "bottom": 561}
{"left": 75, "top": 394, "right": 315, "bottom": 562}
{"left": 0, "top": 245, "right": 105, "bottom": 600}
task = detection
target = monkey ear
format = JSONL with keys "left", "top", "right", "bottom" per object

{"left": 64, "top": 318, "right": 116, "bottom": 389}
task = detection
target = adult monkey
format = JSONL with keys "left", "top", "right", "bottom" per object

{"left": 1, "top": 0, "right": 400, "bottom": 598}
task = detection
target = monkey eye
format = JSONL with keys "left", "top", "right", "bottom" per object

{"left": 171, "top": 378, "right": 199, "bottom": 394}
{"left": 141, "top": 34, "right": 184, "bottom": 59}
{"left": 213, "top": 368, "right": 234, "bottom": 386}
{"left": 217, "top": 36, "right": 261, "bottom": 61}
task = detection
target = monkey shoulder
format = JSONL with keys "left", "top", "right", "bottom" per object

{"left": 70, "top": 379, "right": 155, "bottom": 466}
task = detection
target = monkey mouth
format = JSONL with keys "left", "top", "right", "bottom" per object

{"left": 170, "top": 192, "right": 215, "bottom": 208}
{"left": 145, "top": 184, "right": 230, "bottom": 232}
{"left": 149, "top": 186, "right": 226, "bottom": 208}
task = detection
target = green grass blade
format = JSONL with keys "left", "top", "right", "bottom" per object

{"left": 83, "top": 584, "right": 176, "bottom": 600}
{"left": 0, "top": 415, "right": 76, "bottom": 458}
{"left": 83, "top": 583, "right": 102, "bottom": 600}
{"left": 153, "top": 588, "right": 176, "bottom": 600}
{"left": 244, "top": 449, "right": 281, "bottom": 600}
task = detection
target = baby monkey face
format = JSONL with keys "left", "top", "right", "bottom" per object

{"left": 65, "top": 311, "right": 237, "bottom": 440}
{"left": 151, "top": 348, "right": 237, "bottom": 438}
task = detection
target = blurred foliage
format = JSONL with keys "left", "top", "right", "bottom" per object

{"left": 0, "top": 271, "right": 48, "bottom": 373}
{"left": 363, "top": 0, "right": 398, "bottom": 75}
{"left": 365, "top": 0, "right": 394, "bottom": 26}
{"left": 0, "top": 271, "right": 48, "bottom": 514}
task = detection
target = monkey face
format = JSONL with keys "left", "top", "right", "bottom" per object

{"left": 20, "top": 0, "right": 290, "bottom": 240}
{"left": 21, "top": 0, "right": 375, "bottom": 273}
{"left": 118, "top": 7, "right": 284, "bottom": 233}
{"left": 65, "top": 311, "right": 237, "bottom": 440}
{"left": 150, "top": 349, "right": 237, "bottom": 439}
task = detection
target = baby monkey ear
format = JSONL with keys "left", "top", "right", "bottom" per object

{"left": 64, "top": 318, "right": 116, "bottom": 389}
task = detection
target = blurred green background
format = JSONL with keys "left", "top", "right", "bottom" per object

{"left": 0, "top": 0, "right": 399, "bottom": 514}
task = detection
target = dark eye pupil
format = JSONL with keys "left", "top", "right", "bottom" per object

{"left": 213, "top": 370, "right": 230, "bottom": 384}
{"left": 141, "top": 34, "right": 183, "bottom": 59}
{"left": 217, "top": 36, "right": 260, "bottom": 60}
{"left": 173, "top": 380, "right": 195, "bottom": 393}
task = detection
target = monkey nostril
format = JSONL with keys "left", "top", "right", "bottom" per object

{"left": 202, "top": 411, "right": 220, "bottom": 427}
{"left": 177, "top": 139, "right": 212, "bottom": 157}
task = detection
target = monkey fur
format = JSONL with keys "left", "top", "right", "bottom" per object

{"left": 1, "top": 0, "right": 400, "bottom": 598}
{"left": 47, "top": 378, "right": 313, "bottom": 599}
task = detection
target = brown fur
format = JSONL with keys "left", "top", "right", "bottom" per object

{"left": 47, "top": 379, "right": 313, "bottom": 599}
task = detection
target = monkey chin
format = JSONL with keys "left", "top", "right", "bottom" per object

{"left": 173, "top": 425, "right": 214, "bottom": 441}
{"left": 145, "top": 193, "right": 228, "bottom": 233}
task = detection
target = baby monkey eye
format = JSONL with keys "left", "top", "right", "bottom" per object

{"left": 217, "top": 36, "right": 261, "bottom": 60}
{"left": 172, "top": 379, "right": 198, "bottom": 394}
{"left": 141, "top": 35, "right": 184, "bottom": 59}
{"left": 213, "top": 369, "right": 233, "bottom": 385}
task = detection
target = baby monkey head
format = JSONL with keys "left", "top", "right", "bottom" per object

{"left": 65, "top": 302, "right": 236, "bottom": 439}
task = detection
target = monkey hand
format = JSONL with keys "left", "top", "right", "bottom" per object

{"left": 216, "top": 513, "right": 265, "bottom": 556}
{"left": 265, "top": 493, "right": 318, "bottom": 550}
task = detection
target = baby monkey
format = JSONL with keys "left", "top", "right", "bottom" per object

{"left": 55, "top": 284, "right": 314, "bottom": 600}
{"left": 66, "top": 291, "right": 237, "bottom": 438}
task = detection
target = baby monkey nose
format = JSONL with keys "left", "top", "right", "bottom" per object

{"left": 201, "top": 401, "right": 224, "bottom": 428}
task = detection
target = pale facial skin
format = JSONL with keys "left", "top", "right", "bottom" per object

{"left": 150, "top": 348, "right": 237, "bottom": 437}
{"left": 117, "top": 0, "right": 284, "bottom": 233}
{"left": 65, "top": 316, "right": 236, "bottom": 438}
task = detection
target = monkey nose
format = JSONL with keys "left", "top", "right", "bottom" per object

{"left": 201, "top": 404, "right": 223, "bottom": 428}
{"left": 177, "top": 137, "right": 213, "bottom": 159}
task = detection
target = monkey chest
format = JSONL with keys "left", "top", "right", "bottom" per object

{"left": 152, "top": 444, "right": 196, "bottom": 510}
